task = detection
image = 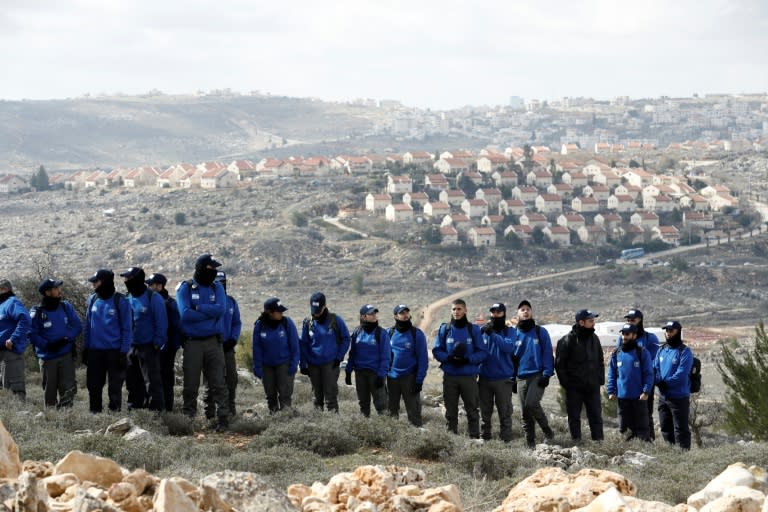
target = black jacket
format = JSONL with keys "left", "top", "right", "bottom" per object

{"left": 555, "top": 325, "right": 605, "bottom": 389}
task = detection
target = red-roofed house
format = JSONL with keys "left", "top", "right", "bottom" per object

{"left": 607, "top": 194, "right": 636, "bottom": 213}
{"left": 498, "top": 199, "right": 525, "bottom": 217}
{"left": 365, "top": 193, "right": 392, "bottom": 212}
{"left": 425, "top": 174, "right": 450, "bottom": 191}
{"left": 385, "top": 203, "right": 414, "bottom": 222}
{"left": 424, "top": 201, "right": 450, "bottom": 219}
{"left": 433, "top": 158, "right": 469, "bottom": 176}
{"left": 227, "top": 160, "right": 256, "bottom": 179}
{"left": 683, "top": 211, "right": 715, "bottom": 229}
{"left": 583, "top": 184, "right": 610, "bottom": 202}
{"left": 64, "top": 170, "right": 89, "bottom": 189}
{"left": 562, "top": 171, "right": 588, "bottom": 188}
{"left": 491, "top": 170, "right": 518, "bottom": 187}
{"left": 439, "top": 189, "right": 466, "bottom": 206}
{"left": 0, "top": 174, "right": 26, "bottom": 193}
{"left": 578, "top": 225, "right": 608, "bottom": 245}
{"left": 387, "top": 175, "right": 413, "bottom": 194}
{"left": 480, "top": 215, "right": 505, "bottom": 227}
{"left": 571, "top": 195, "right": 599, "bottom": 213}
{"left": 631, "top": 211, "right": 660, "bottom": 229}
{"left": 475, "top": 188, "right": 502, "bottom": 210}
{"left": 403, "top": 151, "right": 434, "bottom": 166}
{"left": 526, "top": 169, "right": 553, "bottom": 187}
{"left": 557, "top": 213, "right": 586, "bottom": 230}
{"left": 519, "top": 212, "right": 548, "bottom": 228}
{"left": 543, "top": 225, "right": 571, "bottom": 245}
{"left": 535, "top": 194, "right": 563, "bottom": 214}
{"left": 644, "top": 194, "right": 676, "bottom": 213}
{"left": 201, "top": 169, "right": 238, "bottom": 189}
{"left": 594, "top": 213, "right": 623, "bottom": 230}
{"left": 679, "top": 194, "right": 710, "bottom": 211}
{"left": 469, "top": 227, "right": 496, "bottom": 247}
{"left": 403, "top": 192, "right": 429, "bottom": 208}
{"left": 157, "top": 165, "right": 188, "bottom": 188}
{"left": 124, "top": 167, "right": 161, "bottom": 188}
{"left": 547, "top": 183, "right": 574, "bottom": 198}
{"left": 511, "top": 186, "right": 539, "bottom": 203}
{"left": 477, "top": 154, "right": 509, "bottom": 173}
{"left": 84, "top": 171, "right": 108, "bottom": 188}
{"left": 504, "top": 224, "right": 533, "bottom": 242}
{"left": 652, "top": 226, "right": 680, "bottom": 245}
{"left": 461, "top": 198, "right": 489, "bottom": 218}
{"left": 440, "top": 226, "right": 459, "bottom": 246}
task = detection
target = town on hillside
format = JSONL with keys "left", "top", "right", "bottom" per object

{"left": 1, "top": 142, "right": 766, "bottom": 253}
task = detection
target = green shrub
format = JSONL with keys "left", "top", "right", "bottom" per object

{"left": 450, "top": 445, "right": 527, "bottom": 480}
{"left": 252, "top": 414, "right": 361, "bottom": 457}
{"left": 392, "top": 430, "right": 456, "bottom": 461}
{"left": 174, "top": 212, "right": 186, "bottom": 225}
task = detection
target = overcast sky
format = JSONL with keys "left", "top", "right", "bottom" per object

{"left": 2, "top": 0, "right": 766, "bottom": 109}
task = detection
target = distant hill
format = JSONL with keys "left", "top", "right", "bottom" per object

{"left": 0, "top": 95, "right": 383, "bottom": 171}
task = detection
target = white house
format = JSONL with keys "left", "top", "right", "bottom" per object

{"left": 519, "top": 212, "right": 548, "bottom": 228}
{"left": 387, "top": 175, "right": 413, "bottom": 194}
{"left": 423, "top": 201, "right": 450, "bottom": 218}
{"left": 433, "top": 158, "right": 469, "bottom": 176}
{"left": 227, "top": 160, "right": 256, "bottom": 180}
{"left": 365, "top": 193, "right": 392, "bottom": 212}
{"left": 607, "top": 194, "right": 636, "bottom": 213}
{"left": 157, "top": 166, "right": 188, "bottom": 188}
{"left": 477, "top": 154, "right": 508, "bottom": 173}
{"left": 583, "top": 184, "right": 610, "bottom": 202}
{"left": 440, "top": 226, "right": 459, "bottom": 245}
{"left": 562, "top": 171, "right": 588, "bottom": 187}
{"left": 403, "top": 191, "right": 429, "bottom": 208}
{"left": 652, "top": 225, "right": 680, "bottom": 245}
{"left": 571, "top": 195, "right": 599, "bottom": 213}
{"left": 683, "top": 211, "right": 715, "bottom": 229}
{"left": 557, "top": 213, "right": 586, "bottom": 230}
{"left": 498, "top": 199, "right": 526, "bottom": 217}
{"left": 491, "top": 170, "right": 518, "bottom": 187}
{"left": 577, "top": 225, "right": 608, "bottom": 245}
{"left": 468, "top": 227, "right": 497, "bottom": 247}
{"left": 512, "top": 186, "right": 540, "bottom": 203}
{"left": 548, "top": 183, "right": 574, "bottom": 198}
{"left": 0, "top": 174, "right": 26, "bottom": 193}
{"left": 630, "top": 211, "right": 660, "bottom": 229}
{"left": 461, "top": 198, "right": 489, "bottom": 218}
{"left": 439, "top": 189, "right": 467, "bottom": 206}
{"left": 543, "top": 225, "right": 571, "bottom": 245}
{"left": 535, "top": 194, "right": 563, "bottom": 214}
{"left": 201, "top": 169, "right": 238, "bottom": 189}
{"left": 475, "top": 188, "right": 503, "bottom": 210}
{"left": 124, "top": 167, "right": 160, "bottom": 188}
{"left": 425, "top": 174, "right": 450, "bottom": 191}
{"left": 403, "top": 151, "right": 434, "bottom": 166}
{"left": 385, "top": 203, "right": 414, "bottom": 222}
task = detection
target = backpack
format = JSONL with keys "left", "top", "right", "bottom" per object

{"left": 303, "top": 313, "right": 343, "bottom": 345}
{"left": 689, "top": 352, "right": 702, "bottom": 393}
{"left": 611, "top": 345, "right": 644, "bottom": 367}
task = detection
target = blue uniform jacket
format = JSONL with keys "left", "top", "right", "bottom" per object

{"left": 346, "top": 326, "right": 391, "bottom": 378}
{"left": 607, "top": 346, "right": 654, "bottom": 398}
{"left": 615, "top": 331, "right": 660, "bottom": 361}
{"left": 479, "top": 327, "right": 517, "bottom": 381}
{"left": 512, "top": 325, "right": 555, "bottom": 379}
{"left": 252, "top": 317, "right": 300, "bottom": 378}
{"left": 223, "top": 295, "right": 242, "bottom": 343}
{"left": 654, "top": 344, "right": 693, "bottom": 399}
{"left": 176, "top": 280, "right": 226, "bottom": 338}
{"left": 432, "top": 322, "right": 487, "bottom": 377}
{"left": 387, "top": 327, "right": 429, "bottom": 384}
{"left": 30, "top": 301, "right": 82, "bottom": 360}
{"left": 127, "top": 289, "right": 168, "bottom": 347}
{"left": 84, "top": 293, "right": 133, "bottom": 352}
{"left": 300, "top": 313, "right": 351, "bottom": 367}
{"left": 0, "top": 295, "right": 31, "bottom": 354}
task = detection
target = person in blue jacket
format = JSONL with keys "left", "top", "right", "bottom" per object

{"left": 204, "top": 271, "right": 242, "bottom": 419}
{"left": 120, "top": 267, "right": 167, "bottom": 412}
{"left": 432, "top": 298, "right": 488, "bottom": 438}
{"left": 145, "top": 272, "right": 183, "bottom": 412}
{"left": 29, "top": 278, "right": 82, "bottom": 408}
{"left": 0, "top": 279, "right": 30, "bottom": 401}
{"left": 607, "top": 323, "right": 653, "bottom": 442}
{"left": 512, "top": 300, "right": 555, "bottom": 447}
{"left": 299, "top": 292, "right": 351, "bottom": 413}
{"left": 617, "top": 308, "right": 660, "bottom": 439}
{"left": 252, "top": 297, "right": 299, "bottom": 413}
{"left": 387, "top": 304, "right": 428, "bottom": 427}
{"left": 176, "top": 254, "right": 229, "bottom": 431}
{"left": 478, "top": 303, "right": 517, "bottom": 443}
{"left": 655, "top": 320, "right": 693, "bottom": 450}
{"left": 344, "top": 304, "right": 391, "bottom": 417}
{"left": 83, "top": 269, "right": 133, "bottom": 413}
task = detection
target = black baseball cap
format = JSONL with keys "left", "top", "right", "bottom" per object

{"left": 38, "top": 278, "right": 63, "bottom": 294}
{"left": 88, "top": 269, "right": 114, "bottom": 283}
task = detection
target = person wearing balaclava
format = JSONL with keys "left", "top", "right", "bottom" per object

{"left": 616, "top": 309, "right": 660, "bottom": 440}
{"left": 83, "top": 269, "right": 133, "bottom": 413}
{"left": 0, "top": 278, "right": 31, "bottom": 401}
{"left": 176, "top": 254, "right": 229, "bottom": 431}
{"left": 120, "top": 267, "right": 167, "bottom": 412}
{"left": 477, "top": 303, "right": 516, "bottom": 443}
{"left": 555, "top": 309, "right": 605, "bottom": 443}
{"left": 511, "top": 300, "right": 555, "bottom": 448}
{"left": 431, "top": 298, "right": 487, "bottom": 439}
{"left": 344, "top": 304, "right": 390, "bottom": 417}
{"left": 654, "top": 320, "right": 693, "bottom": 450}
{"left": 386, "top": 304, "right": 428, "bottom": 427}
{"left": 29, "top": 278, "right": 82, "bottom": 407}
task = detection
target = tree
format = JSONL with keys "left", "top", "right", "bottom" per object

{"left": 352, "top": 272, "right": 364, "bottom": 295}
{"left": 717, "top": 323, "right": 768, "bottom": 440}
{"left": 628, "top": 159, "right": 641, "bottom": 168}
{"left": 32, "top": 165, "right": 50, "bottom": 191}
{"left": 174, "top": 212, "right": 187, "bottom": 225}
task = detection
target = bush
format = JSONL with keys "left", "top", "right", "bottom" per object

{"left": 392, "top": 430, "right": 456, "bottom": 461}
{"left": 291, "top": 211, "right": 308, "bottom": 227}
{"left": 252, "top": 415, "right": 362, "bottom": 457}
{"left": 450, "top": 445, "right": 527, "bottom": 480}
{"left": 717, "top": 322, "right": 768, "bottom": 440}
{"left": 174, "top": 212, "right": 186, "bottom": 225}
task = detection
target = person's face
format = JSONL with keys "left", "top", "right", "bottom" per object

{"left": 517, "top": 305, "right": 532, "bottom": 320}
{"left": 491, "top": 309, "right": 505, "bottom": 319}
{"left": 148, "top": 283, "right": 163, "bottom": 292}
{"left": 91, "top": 280, "right": 101, "bottom": 290}
{"left": 621, "top": 331, "right": 638, "bottom": 343}
{"left": 45, "top": 287, "right": 62, "bottom": 299}
{"left": 311, "top": 305, "right": 327, "bottom": 318}
{"left": 362, "top": 312, "right": 378, "bottom": 323}
{"left": 395, "top": 310, "right": 411, "bottom": 322}
{"left": 579, "top": 318, "right": 596, "bottom": 328}
{"left": 625, "top": 316, "right": 642, "bottom": 325}
{"left": 664, "top": 328, "right": 679, "bottom": 339}
{"left": 451, "top": 304, "right": 467, "bottom": 320}
{"left": 268, "top": 310, "right": 284, "bottom": 321}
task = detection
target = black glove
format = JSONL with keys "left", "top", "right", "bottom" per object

{"left": 657, "top": 381, "right": 668, "bottom": 393}
{"left": 411, "top": 382, "right": 423, "bottom": 395}
{"left": 47, "top": 339, "right": 66, "bottom": 352}
{"left": 538, "top": 376, "right": 550, "bottom": 388}
{"left": 191, "top": 304, "right": 198, "bottom": 311}
{"left": 480, "top": 323, "right": 494, "bottom": 335}
{"left": 345, "top": 372, "right": 353, "bottom": 386}
{"left": 333, "top": 359, "right": 341, "bottom": 369}
{"left": 448, "top": 355, "right": 468, "bottom": 366}
{"left": 81, "top": 348, "right": 89, "bottom": 366}
{"left": 222, "top": 339, "right": 237, "bottom": 352}
{"left": 299, "top": 367, "right": 310, "bottom": 376}
{"left": 375, "top": 376, "right": 385, "bottom": 389}
{"left": 511, "top": 379, "right": 518, "bottom": 394}
{"left": 117, "top": 352, "right": 128, "bottom": 371}
{"left": 452, "top": 343, "right": 467, "bottom": 357}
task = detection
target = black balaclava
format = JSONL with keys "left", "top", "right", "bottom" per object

{"left": 260, "top": 311, "right": 281, "bottom": 329}
{"left": 0, "top": 290, "right": 14, "bottom": 304}
{"left": 451, "top": 315, "right": 468, "bottom": 328}
{"left": 362, "top": 319, "right": 378, "bottom": 333}
{"left": 42, "top": 295, "right": 62, "bottom": 311}
{"left": 125, "top": 270, "right": 147, "bottom": 297}
{"left": 395, "top": 318, "right": 413, "bottom": 332}
{"left": 517, "top": 318, "right": 535, "bottom": 332}
{"left": 194, "top": 263, "right": 218, "bottom": 286}
{"left": 95, "top": 279, "right": 116, "bottom": 300}
{"left": 492, "top": 315, "right": 507, "bottom": 332}
{"left": 666, "top": 330, "right": 683, "bottom": 348}
{"left": 157, "top": 288, "right": 169, "bottom": 299}
{"left": 621, "top": 336, "right": 638, "bottom": 352}
{"left": 313, "top": 308, "right": 329, "bottom": 324}
{"left": 575, "top": 322, "right": 595, "bottom": 337}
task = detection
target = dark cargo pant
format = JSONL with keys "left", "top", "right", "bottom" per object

{"left": 0, "top": 350, "right": 26, "bottom": 400}
{"left": 353, "top": 368, "right": 387, "bottom": 417}
{"left": 40, "top": 353, "right": 76, "bottom": 408}
{"left": 479, "top": 377, "right": 514, "bottom": 442}
{"left": 183, "top": 336, "right": 229, "bottom": 419}
{"left": 565, "top": 385, "right": 604, "bottom": 441}
{"left": 205, "top": 347, "right": 238, "bottom": 418}
{"left": 159, "top": 348, "right": 178, "bottom": 412}
{"left": 618, "top": 398, "right": 651, "bottom": 442}
{"left": 519, "top": 373, "right": 554, "bottom": 444}
{"left": 86, "top": 349, "right": 126, "bottom": 413}
{"left": 443, "top": 374, "right": 480, "bottom": 438}
{"left": 126, "top": 344, "right": 165, "bottom": 411}
{"left": 262, "top": 363, "right": 295, "bottom": 413}
{"left": 387, "top": 372, "right": 422, "bottom": 427}
{"left": 658, "top": 395, "right": 691, "bottom": 450}
{"left": 308, "top": 362, "right": 340, "bottom": 412}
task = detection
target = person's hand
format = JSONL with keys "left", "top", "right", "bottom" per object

{"left": 608, "top": 394, "right": 616, "bottom": 401}
{"left": 511, "top": 379, "right": 518, "bottom": 394}
{"left": 375, "top": 377, "right": 385, "bottom": 389}
{"left": 538, "top": 376, "right": 550, "bottom": 388}
{"left": 639, "top": 392, "right": 648, "bottom": 401}
{"left": 345, "top": 372, "right": 353, "bottom": 386}
{"left": 480, "top": 323, "right": 493, "bottom": 335}
{"left": 333, "top": 359, "right": 341, "bottom": 369}
{"left": 299, "top": 367, "right": 310, "bottom": 376}
{"left": 4, "top": 340, "right": 13, "bottom": 350}
{"left": 452, "top": 343, "right": 467, "bottom": 357}
{"left": 411, "top": 382, "right": 423, "bottom": 395}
